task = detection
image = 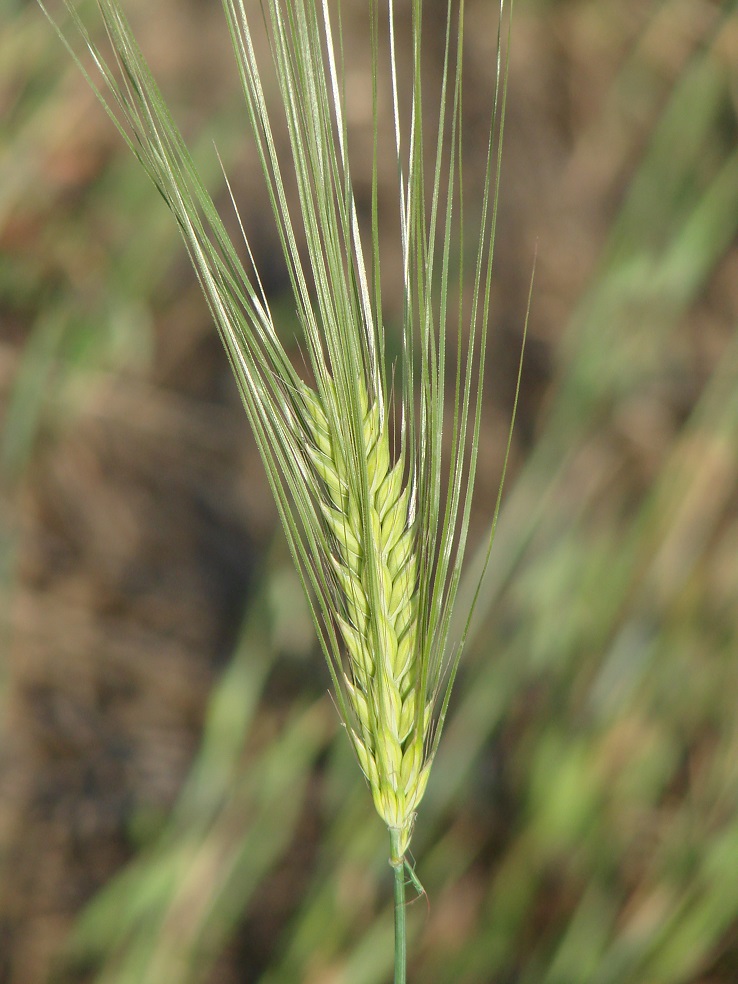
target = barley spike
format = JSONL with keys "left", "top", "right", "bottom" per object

{"left": 302, "top": 381, "right": 431, "bottom": 858}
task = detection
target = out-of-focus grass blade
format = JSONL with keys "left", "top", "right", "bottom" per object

{"left": 60, "top": 554, "right": 331, "bottom": 984}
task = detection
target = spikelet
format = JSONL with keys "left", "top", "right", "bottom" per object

{"left": 302, "top": 381, "right": 432, "bottom": 859}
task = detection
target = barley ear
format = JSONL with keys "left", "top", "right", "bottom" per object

{"left": 41, "top": 0, "right": 515, "bottom": 978}
{"left": 301, "top": 381, "right": 431, "bottom": 858}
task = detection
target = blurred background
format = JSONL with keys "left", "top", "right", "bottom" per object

{"left": 2, "top": 0, "right": 738, "bottom": 981}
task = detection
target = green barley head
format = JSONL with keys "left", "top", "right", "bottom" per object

{"left": 40, "top": 0, "right": 513, "bottom": 866}
{"left": 300, "top": 380, "right": 428, "bottom": 857}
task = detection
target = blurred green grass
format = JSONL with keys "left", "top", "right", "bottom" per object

{"left": 2, "top": 1, "right": 738, "bottom": 983}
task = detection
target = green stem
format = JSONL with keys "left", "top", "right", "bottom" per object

{"left": 390, "top": 828, "right": 406, "bottom": 984}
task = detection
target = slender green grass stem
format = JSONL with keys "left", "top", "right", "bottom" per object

{"left": 390, "top": 829, "right": 407, "bottom": 984}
